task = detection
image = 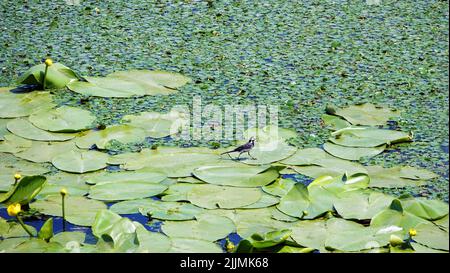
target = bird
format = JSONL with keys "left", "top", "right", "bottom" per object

{"left": 220, "top": 137, "right": 256, "bottom": 160}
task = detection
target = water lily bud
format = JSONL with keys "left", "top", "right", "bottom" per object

{"left": 302, "top": 210, "right": 309, "bottom": 216}
{"left": 44, "top": 58, "right": 53, "bottom": 66}
{"left": 60, "top": 188, "right": 68, "bottom": 196}
{"left": 226, "top": 239, "right": 235, "bottom": 252}
{"left": 7, "top": 203, "right": 21, "bottom": 217}
{"left": 389, "top": 234, "right": 404, "bottom": 246}
{"left": 14, "top": 173, "right": 21, "bottom": 180}
{"left": 409, "top": 228, "right": 417, "bottom": 237}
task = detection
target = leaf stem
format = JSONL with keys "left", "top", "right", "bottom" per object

{"left": 62, "top": 194, "right": 66, "bottom": 231}
{"left": 16, "top": 213, "right": 33, "bottom": 237}
{"left": 43, "top": 64, "right": 49, "bottom": 90}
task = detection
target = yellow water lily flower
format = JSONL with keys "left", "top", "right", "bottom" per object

{"left": 44, "top": 58, "right": 53, "bottom": 66}
{"left": 60, "top": 188, "right": 68, "bottom": 196}
{"left": 14, "top": 173, "right": 21, "bottom": 180}
{"left": 7, "top": 203, "right": 21, "bottom": 217}
{"left": 225, "top": 240, "right": 235, "bottom": 252}
{"left": 409, "top": 228, "right": 417, "bottom": 237}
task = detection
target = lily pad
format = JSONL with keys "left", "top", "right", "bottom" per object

{"left": 241, "top": 140, "right": 298, "bottom": 165}
{"left": 161, "top": 183, "right": 197, "bottom": 202}
{"left": 366, "top": 166, "right": 436, "bottom": 188}
{"left": 0, "top": 119, "right": 10, "bottom": 140}
{"left": 332, "top": 103, "right": 400, "bottom": 126}
{"left": 50, "top": 231, "right": 86, "bottom": 246}
{"left": 0, "top": 91, "right": 55, "bottom": 118}
{"left": 18, "top": 62, "right": 78, "bottom": 89}
{"left": 433, "top": 215, "right": 449, "bottom": 232}
{"left": 122, "top": 109, "right": 189, "bottom": 138}
{"left": 35, "top": 184, "right": 88, "bottom": 199}
{"left": 0, "top": 217, "right": 37, "bottom": 239}
{"left": 329, "top": 127, "right": 412, "bottom": 148}
{"left": 29, "top": 106, "right": 96, "bottom": 133}
{"left": 110, "top": 198, "right": 158, "bottom": 214}
{"left": 241, "top": 193, "right": 280, "bottom": 209}
{"left": 31, "top": 195, "right": 107, "bottom": 226}
{"left": 138, "top": 200, "right": 204, "bottom": 220}
{"left": 85, "top": 169, "right": 166, "bottom": 185}
{"left": 292, "top": 158, "right": 368, "bottom": 178}
{"left": 0, "top": 154, "right": 49, "bottom": 191}
{"left": 333, "top": 190, "right": 395, "bottom": 220}
{"left": 0, "top": 134, "right": 32, "bottom": 153}
{"left": 323, "top": 142, "right": 386, "bottom": 161}
{"left": 413, "top": 222, "right": 449, "bottom": 251}
{"left": 234, "top": 208, "right": 295, "bottom": 238}
{"left": 193, "top": 164, "right": 278, "bottom": 187}
{"left": 168, "top": 237, "right": 222, "bottom": 253}
{"left": 134, "top": 223, "right": 172, "bottom": 253}
{"left": 280, "top": 148, "right": 335, "bottom": 165}
{"left": 7, "top": 119, "right": 77, "bottom": 141}
{"left": 0, "top": 175, "right": 47, "bottom": 205}
{"left": 290, "top": 219, "right": 328, "bottom": 250}
{"left": 15, "top": 141, "right": 77, "bottom": 163}
{"left": 401, "top": 197, "right": 449, "bottom": 221}
{"left": 262, "top": 178, "right": 296, "bottom": 197}
{"left": 88, "top": 181, "right": 167, "bottom": 201}
{"left": 187, "top": 184, "right": 262, "bottom": 209}
{"left": 321, "top": 114, "right": 351, "bottom": 131}
{"left": 52, "top": 150, "right": 109, "bottom": 173}
{"left": 75, "top": 124, "right": 147, "bottom": 149}
{"left": 161, "top": 214, "right": 235, "bottom": 241}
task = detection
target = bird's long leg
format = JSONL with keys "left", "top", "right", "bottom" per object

{"left": 248, "top": 151, "right": 256, "bottom": 160}
{"left": 237, "top": 151, "right": 244, "bottom": 160}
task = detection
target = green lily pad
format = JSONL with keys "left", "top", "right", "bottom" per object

{"left": 241, "top": 140, "right": 298, "bottom": 165}
{"left": 244, "top": 125, "right": 297, "bottom": 143}
{"left": 88, "top": 181, "right": 167, "bottom": 201}
{"left": 241, "top": 193, "right": 280, "bottom": 209}
{"left": 122, "top": 109, "right": 189, "bottom": 138}
{"left": 168, "top": 237, "right": 222, "bottom": 253}
{"left": 161, "top": 214, "right": 235, "bottom": 241}
{"left": 262, "top": 178, "right": 296, "bottom": 197}
{"left": 18, "top": 62, "right": 78, "bottom": 89}
{"left": 5, "top": 238, "right": 66, "bottom": 253}
{"left": 366, "top": 166, "right": 436, "bottom": 188}
{"left": 110, "top": 198, "right": 158, "bottom": 214}
{"left": 187, "top": 184, "right": 262, "bottom": 209}
{"left": 234, "top": 208, "right": 296, "bottom": 238}
{"left": 329, "top": 127, "right": 412, "bottom": 148}
{"left": 138, "top": 200, "right": 204, "bottom": 220}
{"left": 433, "top": 215, "right": 449, "bottom": 232}
{"left": 85, "top": 169, "right": 166, "bottom": 185}
{"left": 271, "top": 208, "right": 299, "bottom": 222}
{"left": 292, "top": 158, "right": 368, "bottom": 178}
{"left": 332, "top": 103, "right": 400, "bottom": 126}
{"left": 333, "top": 190, "right": 395, "bottom": 220}
{"left": 323, "top": 142, "right": 386, "bottom": 161}
{"left": 413, "top": 223, "right": 449, "bottom": 251}
{"left": 0, "top": 154, "right": 49, "bottom": 191}
{"left": 280, "top": 148, "right": 335, "bottom": 165}
{"left": 52, "top": 150, "right": 109, "bottom": 173}
{"left": 193, "top": 164, "right": 278, "bottom": 187}
{"left": 29, "top": 106, "right": 96, "bottom": 133}
{"left": 0, "top": 217, "right": 37, "bottom": 239}
{"left": 0, "top": 175, "right": 47, "bottom": 205}
{"left": 177, "top": 176, "right": 205, "bottom": 184}
{"left": 75, "top": 124, "right": 147, "bottom": 149}
{"left": 410, "top": 242, "right": 449, "bottom": 253}
{"left": 14, "top": 141, "right": 77, "bottom": 163}
{"left": 31, "top": 195, "right": 107, "bottom": 226}
{"left": 0, "top": 134, "right": 32, "bottom": 153}
{"left": 67, "top": 77, "right": 148, "bottom": 98}
{"left": 0, "top": 91, "right": 55, "bottom": 118}
{"left": 7, "top": 119, "right": 77, "bottom": 141}
{"left": 50, "top": 231, "right": 86, "bottom": 246}
{"left": 0, "top": 119, "right": 9, "bottom": 140}
{"left": 290, "top": 219, "right": 328, "bottom": 250}
{"left": 321, "top": 114, "right": 351, "bottom": 131}
{"left": 401, "top": 197, "right": 449, "bottom": 221}
{"left": 161, "top": 183, "right": 197, "bottom": 202}
{"left": 35, "top": 184, "right": 88, "bottom": 199}
{"left": 134, "top": 223, "right": 172, "bottom": 253}
{"left": 46, "top": 171, "right": 98, "bottom": 189}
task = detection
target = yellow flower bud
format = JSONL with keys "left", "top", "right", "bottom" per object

{"left": 7, "top": 203, "right": 21, "bottom": 217}
{"left": 44, "top": 58, "right": 53, "bottom": 66}
{"left": 409, "top": 228, "right": 417, "bottom": 237}
{"left": 226, "top": 240, "right": 235, "bottom": 252}
{"left": 302, "top": 210, "right": 309, "bottom": 216}
{"left": 389, "top": 234, "right": 404, "bottom": 246}
{"left": 60, "top": 188, "right": 68, "bottom": 196}
{"left": 14, "top": 173, "right": 21, "bottom": 180}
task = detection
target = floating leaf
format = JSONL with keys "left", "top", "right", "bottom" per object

{"left": 366, "top": 166, "right": 435, "bottom": 188}
{"left": 67, "top": 77, "right": 148, "bottom": 98}
{"left": 31, "top": 196, "right": 107, "bottom": 226}
{"left": 0, "top": 175, "right": 47, "bottom": 205}
{"left": 35, "top": 184, "right": 88, "bottom": 199}
{"left": 234, "top": 208, "right": 295, "bottom": 238}
{"left": 7, "top": 119, "right": 77, "bottom": 141}
{"left": 110, "top": 198, "right": 158, "bottom": 214}
{"left": 0, "top": 134, "right": 32, "bottom": 153}
{"left": 187, "top": 184, "right": 262, "bottom": 209}
{"left": 18, "top": 62, "right": 78, "bottom": 89}
{"left": 262, "top": 178, "right": 296, "bottom": 197}
{"left": 52, "top": 150, "right": 109, "bottom": 173}
{"left": 193, "top": 164, "right": 278, "bottom": 187}
{"left": 413, "top": 223, "right": 449, "bottom": 251}
{"left": 321, "top": 114, "right": 351, "bottom": 130}
{"left": 329, "top": 127, "right": 412, "bottom": 148}
{"left": 370, "top": 200, "right": 428, "bottom": 232}
{"left": 29, "top": 106, "right": 96, "bottom": 133}
{"left": 401, "top": 197, "right": 449, "bottom": 221}
{"left": 0, "top": 217, "right": 37, "bottom": 238}
{"left": 433, "top": 215, "right": 449, "bottom": 232}
{"left": 333, "top": 103, "right": 400, "bottom": 126}
{"left": 86, "top": 169, "right": 166, "bottom": 185}
{"left": 134, "top": 223, "right": 172, "bottom": 253}
{"left": 410, "top": 242, "right": 448, "bottom": 253}
{"left": 75, "top": 124, "right": 147, "bottom": 149}
{"left": 0, "top": 91, "right": 55, "bottom": 118}
{"left": 50, "top": 231, "right": 86, "bottom": 246}
{"left": 0, "top": 154, "right": 49, "bottom": 191}
{"left": 161, "top": 183, "right": 197, "bottom": 202}
{"left": 280, "top": 148, "right": 335, "bottom": 165}
{"left": 292, "top": 158, "right": 367, "bottom": 178}
{"left": 247, "top": 229, "right": 292, "bottom": 249}
{"left": 15, "top": 141, "right": 77, "bottom": 163}
{"left": 122, "top": 109, "right": 189, "bottom": 138}
{"left": 138, "top": 200, "right": 204, "bottom": 220}
{"left": 0, "top": 119, "right": 10, "bottom": 140}
{"left": 168, "top": 237, "right": 222, "bottom": 253}
{"left": 242, "top": 141, "right": 297, "bottom": 165}
{"left": 38, "top": 218, "right": 54, "bottom": 242}
{"left": 333, "top": 190, "right": 394, "bottom": 220}
{"left": 241, "top": 193, "right": 280, "bottom": 209}
{"left": 290, "top": 219, "right": 328, "bottom": 250}
{"left": 88, "top": 181, "right": 167, "bottom": 201}
{"left": 161, "top": 214, "right": 235, "bottom": 241}
{"left": 323, "top": 142, "right": 386, "bottom": 161}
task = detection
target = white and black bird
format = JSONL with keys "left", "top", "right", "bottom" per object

{"left": 220, "top": 137, "right": 256, "bottom": 160}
